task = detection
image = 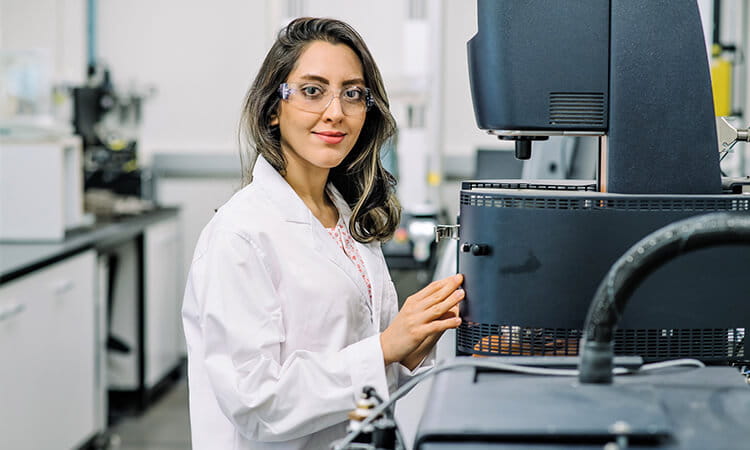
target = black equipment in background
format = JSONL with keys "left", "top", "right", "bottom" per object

{"left": 73, "top": 67, "right": 145, "bottom": 197}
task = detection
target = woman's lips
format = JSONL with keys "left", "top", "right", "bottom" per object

{"left": 313, "top": 131, "right": 346, "bottom": 145}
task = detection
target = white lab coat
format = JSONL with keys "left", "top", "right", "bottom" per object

{"left": 182, "top": 155, "right": 431, "bottom": 449}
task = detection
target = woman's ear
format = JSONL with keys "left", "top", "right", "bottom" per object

{"left": 270, "top": 115, "right": 279, "bottom": 126}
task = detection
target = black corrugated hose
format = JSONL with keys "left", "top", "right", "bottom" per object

{"left": 579, "top": 212, "right": 750, "bottom": 384}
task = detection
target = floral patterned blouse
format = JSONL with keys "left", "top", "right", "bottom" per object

{"left": 326, "top": 218, "right": 373, "bottom": 305}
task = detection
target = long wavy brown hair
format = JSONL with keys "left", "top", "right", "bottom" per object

{"left": 239, "top": 17, "right": 400, "bottom": 243}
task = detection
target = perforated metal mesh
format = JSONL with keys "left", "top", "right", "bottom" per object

{"left": 457, "top": 321, "right": 747, "bottom": 363}
{"left": 462, "top": 181, "right": 597, "bottom": 191}
{"left": 460, "top": 192, "right": 750, "bottom": 212}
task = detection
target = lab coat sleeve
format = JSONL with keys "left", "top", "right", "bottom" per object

{"left": 389, "top": 347, "right": 435, "bottom": 392}
{"left": 189, "top": 228, "right": 390, "bottom": 442}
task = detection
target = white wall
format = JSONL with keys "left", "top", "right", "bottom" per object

{"left": 439, "top": 0, "right": 512, "bottom": 158}
{"left": 92, "top": 0, "right": 431, "bottom": 166}
{"left": 96, "top": 0, "right": 272, "bottom": 161}
{"left": 0, "top": 0, "right": 87, "bottom": 84}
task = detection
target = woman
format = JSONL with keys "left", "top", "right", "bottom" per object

{"left": 182, "top": 17, "right": 464, "bottom": 449}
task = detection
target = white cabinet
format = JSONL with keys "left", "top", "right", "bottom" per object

{"left": 144, "top": 216, "right": 183, "bottom": 388}
{"left": 0, "top": 250, "right": 100, "bottom": 450}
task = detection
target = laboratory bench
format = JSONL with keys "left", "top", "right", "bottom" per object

{"left": 0, "top": 207, "right": 185, "bottom": 450}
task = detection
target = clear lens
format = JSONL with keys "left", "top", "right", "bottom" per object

{"left": 279, "top": 83, "right": 372, "bottom": 115}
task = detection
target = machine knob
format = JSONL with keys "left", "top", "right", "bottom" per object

{"left": 461, "top": 243, "right": 490, "bottom": 255}
{"left": 515, "top": 140, "right": 532, "bottom": 159}
{"left": 470, "top": 244, "right": 490, "bottom": 256}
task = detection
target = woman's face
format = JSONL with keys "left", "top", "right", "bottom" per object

{"left": 273, "top": 40, "right": 368, "bottom": 175}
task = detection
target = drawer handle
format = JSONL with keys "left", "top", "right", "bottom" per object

{"left": 53, "top": 279, "right": 75, "bottom": 295}
{"left": 0, "top": 303, "right": 26, "bottom": 322}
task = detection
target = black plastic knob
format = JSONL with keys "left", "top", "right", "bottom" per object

{"left": 470, "top": 244, "right": 490, "bottom": 256}
{"left": 515, "top": 140, "right": 532, "bottom": 160}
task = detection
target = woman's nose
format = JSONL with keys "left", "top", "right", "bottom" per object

{"left": 322, "top": 96, "right": 345, "bottom": 121}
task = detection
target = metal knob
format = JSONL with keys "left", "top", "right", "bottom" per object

{"left": 461, "top": 243, "right": 490, "bottom": 256}
{"left": 471, "top": 244, "right": 490, "bottom": 256}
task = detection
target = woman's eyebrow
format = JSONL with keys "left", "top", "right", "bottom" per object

{"left": 297, "top": 74, "right": 329, "bottom": 84}
{"left": 296, "top": 74, "right": 365, "bottom": 86}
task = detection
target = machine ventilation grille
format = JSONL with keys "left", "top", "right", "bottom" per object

{"left": 463, "top": 181, "right": 597, "bottom": 191}
{"left": 549, "top": 92, "right": 606, "bottom": 126}
{"left": 457, "top": 322, "right": 747, "bottom": 363}
{"left": 460, "top": 192, "right": 750, "bottom": 212}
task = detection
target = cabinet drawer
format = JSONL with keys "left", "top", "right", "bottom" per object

{"left": 0, "top": 250, "right": 98, "bottom": 450}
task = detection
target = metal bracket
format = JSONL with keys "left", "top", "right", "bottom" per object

{"left": 716, "top": 117, "right": 749, "bottom": 153}
{"left": 434, "top": 224, "right": 460, "bottom": 242}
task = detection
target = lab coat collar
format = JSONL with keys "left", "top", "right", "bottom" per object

{"left": 252, "top": 154, "right": 356, "bottom": 226}
{"left": 253, "top": 155, "right": 319, "bottom": 224}
{"left": 252, "top": 155, "right": 382, "bottom": 322}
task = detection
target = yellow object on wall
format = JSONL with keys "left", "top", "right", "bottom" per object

{"left": 427, "top": 171, "right": 441, "bottom": 186}
{"left": 711, "top": 44, "right": 733, "bottom": 117}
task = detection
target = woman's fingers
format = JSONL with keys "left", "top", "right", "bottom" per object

{"left": 415, "top": 277, "right": 454, "bottom": 298}
{"left": 424, "top": 286, "right": 464, "bottom": 320}
{"left": 436, "top": 303, "right": 461, "bottom": 321}
{"left": 418, "top": 274, "right": 463, "bottom": 307}
{"left": 381, "top": 274, "right": 465, "bottom": 366}
{"left": 401, "top": 274, "right": 463, "bottom": 314}
{"left": 425, "top": 315, "right": 462, "bottom": 334}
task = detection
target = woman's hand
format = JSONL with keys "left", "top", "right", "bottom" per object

{"left": 380, "top": 274, "right": 464, "bottom": 369}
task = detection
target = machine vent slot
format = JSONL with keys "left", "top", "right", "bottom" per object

{"left": 460, "top": 192, "right": 750, "bottom": 212}
{"left": 457, "top": 322, "right": 746, "bottom": 363}
{"left": 464, "top": 181, "right": 596, "bottom": 191}
{"left": 549, "top": 92, "right": 605, "bottom": 126}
